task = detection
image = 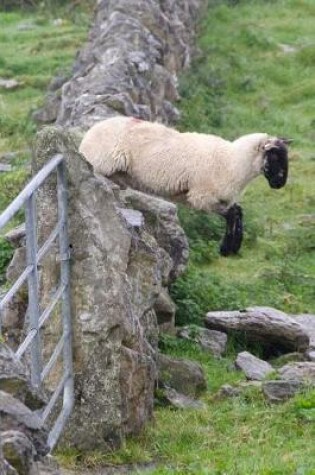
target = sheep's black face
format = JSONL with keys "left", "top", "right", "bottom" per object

{"left": 263, "top": 140, "right": 289, "bottom": 189}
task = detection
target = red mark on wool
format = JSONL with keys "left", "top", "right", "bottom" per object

{"left": 130, "top": 117, "right": 143, "bottom": 125}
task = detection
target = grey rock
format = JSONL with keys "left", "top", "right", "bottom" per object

{"left": 16, "top": 21, "right": 36, "bottom": 31}
{"left": 215, "top": 384, "right": 241, "bottom": 399}
{"left": 157, "top": 353, "right": 207, "bottom": 397}
{"left": 0, "top": 345, "right": 28, "bottom": 396}
{"left": 0, "top": 152, "right": 18, "bottom": 162}
{"left": 177, "top": 326, "right": 227, "bottom": 357}
{"left": 1, "top": 431, "right": 35, "bottom": 475}
{"left": 0, "top": 164, "right": 13, "bottom": 172}
{"left": 0, "top": 294, "right": 27, "bottom": 350}
{"left": 306, "top": 350, "right": 315, "bottom": 362}
{"left": 235, "top": 351, "right": 274, "bottom": 381}
{"left": 0, "top": 79, "right": 21, "bottom": 90}
{"left": 154, "top": 289, "right": 176, "bottom": 333}
{"left": 205, "top": 307, "right": 309, "bottom": 354}
{"left": 278, "top": 362, "right": 315, "bottom": 384}
{"left": 2, "top": 247, "right": 28, "bottom": 350}
{"left": 263, "top": 380, "right": 303, "bottom": 402}
{"left": 293, "top": 314, "right": 315, "bottom": 353}
{"left": 32, "top": 93, "right": 61, "bottom": 125}
{"left": 0, "top": 391, "right": 48, "bottom": 457}
{"left": 0, "top": 344, "right": 47, "bottom": 409}
{"left": 4, "top": 225, "right": 26, "bottom": 248}
{"left": 120, "top": 189, "right": 189, "bottom": 282}
{"left": 158, "top": 387, "right": 206, "bottom": 410}
{"left": 118, "top": 208, "right": 144, "bottom": 229}
{"left": 5, "top": 248, "right": 26, "bottom": 283}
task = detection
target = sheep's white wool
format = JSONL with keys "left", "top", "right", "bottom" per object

{"left": 79, "top": 116, "right": 271, "bottom": 213}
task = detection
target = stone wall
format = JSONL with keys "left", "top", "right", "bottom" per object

{"left": 35, "top": 0, "right": 206, "bottom": 129}
{"left": 3, "top": 0, "right": 207, "bottom": 454}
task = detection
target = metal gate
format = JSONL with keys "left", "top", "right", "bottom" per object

{"left": 0, "top": 154, "right": 74, "bottom": 450}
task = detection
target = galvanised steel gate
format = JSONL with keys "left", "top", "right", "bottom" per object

{"left": 0, "top": 154, "right": 74, "bottom": 450}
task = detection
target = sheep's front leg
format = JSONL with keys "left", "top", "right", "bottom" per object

{"left": 219, "top": 203, "right": 243, "bottom": 256}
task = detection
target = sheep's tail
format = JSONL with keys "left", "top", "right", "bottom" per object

{"left": 79, "top": 117, "right": 130, "bottom": 177}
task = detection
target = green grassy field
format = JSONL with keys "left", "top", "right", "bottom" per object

{"left": 172, "top": 0, "right": 315, "bottom": 321}
{"left": 0, "top": 1, "right": 314, "bottom": 473}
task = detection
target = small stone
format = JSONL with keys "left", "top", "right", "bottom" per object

{"left": 155, "top": 289, "right": 176, "bottom": 333}
{"left": 158, "top": 387, "right": 206, "bottom": 410}
{"left": 118, "top": 208, "right": 144, "bottom": 229}
{"left": 263, "top": 380, "right": 302, "bottom": 402}
{"left": 52, "top": 19, "right": 64, "bottom": 27}
{"left": 305, "top": 349, "right": 315, "bottom": 362}
{"left": 158, "top": 353, "right": 207, "bottom": 397}
{"left": 278, "top": 362, "right": 315, "bottom": 384}
{"left": 278, "top": 43, "right": 298, "bottom": 54}
{"left": 0, "top": 79, "right": 21, "bottom": 90}
{"left": 0, "top": 164, "right": 13, "bottom": 172}
{"left": 177, "top": 326, "right": 227, "bottom": 357}
{"left": 4, "top": 225, "right": 26, "bottom": 248}
{"left": 235, "top": 351, "right": 274, "bottom": 381}
{"left": 0, "top": 152, "right": 18, "bottom": 162}
{"left": 17, "top": 22, "right": 36, "bottom": 31}
{"left": 215, "top": 384, "right": 241, "bottom": 399}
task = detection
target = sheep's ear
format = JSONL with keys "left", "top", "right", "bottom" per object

{"left": 279, "top": 137, "right": 294, "bottom": 145}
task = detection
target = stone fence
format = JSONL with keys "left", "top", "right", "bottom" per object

{"left": 1, "top": 0, "right": 207, "bottom": 464}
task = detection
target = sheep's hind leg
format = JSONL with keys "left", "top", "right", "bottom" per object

{"left": 220, "top": 203, "right": 243, "bottom": 256}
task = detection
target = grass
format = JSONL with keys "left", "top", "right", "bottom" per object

{"left": 57, "top": 341, "right": 315, "bottom": 475}
{"left": 1, "top": 0, "right": 315, "bottom": 473}
{"left": 0, "top": 2, "right": 92, "bottom": 279}
{"left": 172, "top": 0, "right": 315, "bottom": 320}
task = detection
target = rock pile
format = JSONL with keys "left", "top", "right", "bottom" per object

{"left": 203, "top": 306, "right": 315, "bottom": 402}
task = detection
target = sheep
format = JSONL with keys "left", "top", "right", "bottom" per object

{"left": 79, "top": 116, "right": 290, "bottom": 255}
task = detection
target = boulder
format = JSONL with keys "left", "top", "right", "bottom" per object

{"left": 235, "top": 351, "right": 274, "bottom": 381}
{"left": 157, "top": 353, "right": 207, "bottom": 397}
{"left": 205, "top": 307, "right": 309, "bottom": 355}
{"left": 177, "top": 326, "right": 227, "bottom": 357}
{"left": 32, "top": 127, "right": 188, "bottom": 450}
{"left": 262, "top": 380, "right": 303, "bottom": 403}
